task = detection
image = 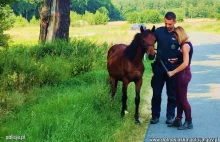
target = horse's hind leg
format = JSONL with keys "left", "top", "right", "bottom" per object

{"left": 134, "top": 79, "right": 143, "bottom": 125}
{"left": 109, "top": 77, "right": 118, "bottom": 100}
{"left": 121, "top": 79, "right": 129, "bottom": 119}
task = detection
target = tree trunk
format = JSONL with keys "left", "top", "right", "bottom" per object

{"left": 39, "top": 0, "right": 70, "bottom": 43}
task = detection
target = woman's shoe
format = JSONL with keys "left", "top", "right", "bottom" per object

{"left": 167, "top": 118, "right": 182, "bottom": 127}
{"left": 178, "top": 119, "right": 193, "bottom": 130}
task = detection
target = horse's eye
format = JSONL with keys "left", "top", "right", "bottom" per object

{"left": 142, "top": 40, "right": 145, "bottom": 43}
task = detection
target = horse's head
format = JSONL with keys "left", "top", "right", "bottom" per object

{"left": 140, "top": 25, "right": 156, "bottom": 56}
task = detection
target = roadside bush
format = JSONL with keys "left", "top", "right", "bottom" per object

{"left": 145, "top": 10, "right": 162, "bottom": 23}
{"left": 82, "top": 11, "right": 96, "bottom": 25}
{"left": 0, "top": 46, "right": 37, "bottom": 92}
{"left": 177, "top": 14, "right": 184, "bottom": 22}
{"left": 70, "top": 10, "right": 109, "bottom": 26}
{"left": 216, "top": 14, "right": 220, "bottom": 21}
{"left": 30, "top": 15, "right": 40, "bottom": 25}
{"left": 94, "top": 11, "right": 109, "bottom": 25}
{"left": 0, "top": 5, "right": 15, "bottom": 49}
{"left": 70, "top": 11, "right": 81, "bottom": 22}
{"left": 0, "top": 39, "right": 107, "bottom": 93}
{"left": 70, "top": 11, "right": 86, "bottom": 27}
{"left": 126, "top": 12, "right": 140, "bottom": 24}
{"left": 36, "top": 56, "right": 72, "bottom": 85}
{"left": 14, "top": 15, "right": 28, "bottom": 27}
{"left": 126, "top": 10, "right": 162, "bottom": 24}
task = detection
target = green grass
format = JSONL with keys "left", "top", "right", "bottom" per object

{"left": 0, "top": 38, "right": 153, "bottom": 142}
{"left": 0, "top": 66, "right": 153, "bottom": 142}
{"left": 177, "top": 19, "right": 220, "bottom": 34}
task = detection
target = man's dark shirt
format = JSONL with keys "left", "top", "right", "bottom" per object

{"left": 154, "top": 27, "right": 179, "bottom": 69}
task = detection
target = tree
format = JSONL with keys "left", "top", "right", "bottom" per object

{"left": 39, "top": 0, "right": 70, "bottom": 43}
{"left": 182, "top": 0, "right": 187, "bottom": 18}
{"left": 94, "top": 10, "right": 109, "bottom": 25}
{"left": 12, "top": 0, "right": 41, "bottom": 21}
{"left": 0, "top": 0, "right": 16, "bottom": 49}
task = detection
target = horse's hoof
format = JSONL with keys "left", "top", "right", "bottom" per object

{"left": 135, "top": 120, "right": 141, "bottom": 125}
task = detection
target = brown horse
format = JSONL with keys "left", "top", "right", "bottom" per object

{"left": 107, "top": 26, "right": 156, "bottom": 124}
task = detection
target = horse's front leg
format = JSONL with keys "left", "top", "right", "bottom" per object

{"left": 121, "top": 79, "right": 129, "bottom": 118}
{"left": 134, "top": 78, "right": 143, "bottom": 125}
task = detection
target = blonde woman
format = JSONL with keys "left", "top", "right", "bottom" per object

{"left": 167, "top": 26, "right": 193, "bottom": 130}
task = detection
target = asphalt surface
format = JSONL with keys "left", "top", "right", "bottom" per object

{"left": 144, "top": 32, "right": 220, "bottom": 141}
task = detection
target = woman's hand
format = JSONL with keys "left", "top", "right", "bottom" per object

{"left": 167, "top": 70, "right": 176, "bottom": 77}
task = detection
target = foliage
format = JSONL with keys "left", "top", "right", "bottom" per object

{"left": 30, "top": 15, "right": 40, "bottom": 25}
{"left": 70, "top": 11, "right": 82, "bottom": 23}
{"left": 82, "top": 11, "right": 96, "bottom": 25}
{"left": 0, "top": 39, "right": 108, "bottom": 93}
{"left": 216, "top": 14, "right": 220, "bottom": 21}
{"left": 126, "top": 12, "right": 140, "bottom": 23}
{"left": 0, "top": 5, "right": 15, "bottom": 49}
{"left": 0, "top": 0, "right": 16, "bottom": 7}
{"left": 127, "top": 10, "right": 162, "bottom": 24}
{"left": 70, "top": 11, "right": 88, "bottom": 27}
{"left": 145, "top": 10, "right": 162, "bottom": 23}
{"left": 94, "top": 10, "right": 109, "bottom": 25}
{"left": 12, "top": 0, "right": 41, "bottom": 21}
{"left": 8, "top": 0, "right": 220, "bottom": 24}
{"left": 13, "top": 15, "right": 28, "bottom": 27}
{"left": 112, "top": 0, "right": 220, "bottom": 21}
{"left": 98, "top": 6, "right": 109, "bottom": 15}
{"left": 70, "top": 0, "right": 121, "bottom": 21}
{"left": 78, "top": 10, "right": 109, "bottom": 25}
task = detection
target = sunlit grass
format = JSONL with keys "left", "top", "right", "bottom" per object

{"left": 4, "top": 19, "right": 220, "bottom": 46}
{"left": 0, "top": 67, "right": 153, "bottom": 142}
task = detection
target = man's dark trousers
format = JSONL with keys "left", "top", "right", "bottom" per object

{"left": 151, "top": 62, "right": 177, "bottom": 119}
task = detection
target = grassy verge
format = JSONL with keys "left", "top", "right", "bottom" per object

{"left": 0, "top": 63, "right": 153, "bottom": 142}
{"left": 0, "top": 37, "right": 153, "bottom": 141}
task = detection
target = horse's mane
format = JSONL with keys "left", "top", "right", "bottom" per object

{"left": 125, "top": 29, "right": 153, "bottom": 61}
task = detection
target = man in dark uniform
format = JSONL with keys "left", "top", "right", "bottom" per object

{"left": 149, "top": 12, "right": 179, "bottom": 124}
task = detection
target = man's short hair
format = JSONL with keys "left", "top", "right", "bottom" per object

{"left": 165, "top": 12, "right": 176, "bottom": 20}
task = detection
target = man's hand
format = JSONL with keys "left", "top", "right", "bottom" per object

{"left": 167, "top": 70, "right": 176, "bottom": 77}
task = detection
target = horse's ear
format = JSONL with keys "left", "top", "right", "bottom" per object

{"left": 140, "top": 25, "right": 145, "bottom": 33}
{"left": 151, "top": 25, "right": 156, "bottom": 32}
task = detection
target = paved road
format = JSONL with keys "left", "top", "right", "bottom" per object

{"left": 144, "top": 32, "right": 220, "bottom": 141}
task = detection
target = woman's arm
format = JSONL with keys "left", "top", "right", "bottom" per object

{"left": 167, "top": 44, "right": 190, "bottom": 77}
